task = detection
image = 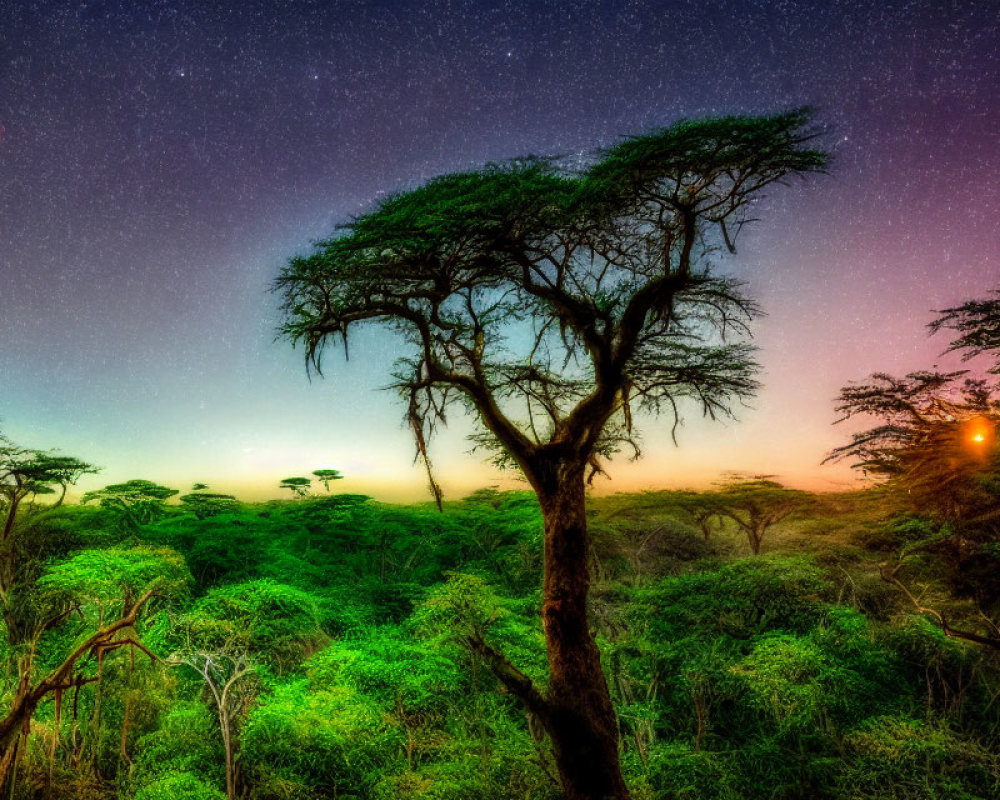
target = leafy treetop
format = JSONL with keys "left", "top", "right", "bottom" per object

{"left": 311, "top": 469, "right": 344, "bottom": 491}
{"left": 280, "top": 477, "right": 312, "bottom": 497}
{"left": 277, "top": 109, "right": 827, "bottom": 497}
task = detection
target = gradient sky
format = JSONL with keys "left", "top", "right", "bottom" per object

{"left": 1, "top": 0, "right": 998, "bottom": 502}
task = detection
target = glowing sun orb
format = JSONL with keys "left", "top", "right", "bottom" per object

{"left": 972, "top": 433, "right": 985, "bottom": 443}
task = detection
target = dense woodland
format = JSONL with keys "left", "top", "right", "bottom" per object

{"left": 1, "top": 471, "right": 1000, "bottom": 800}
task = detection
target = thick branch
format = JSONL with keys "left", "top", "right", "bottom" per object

{"left": 880, "top": 563, "right": 1000, "bottom": 651}
{"left": 465, "top": 633, "right": 550, "bottom": 722}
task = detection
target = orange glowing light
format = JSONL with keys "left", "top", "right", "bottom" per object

{"left": 962, "top": 416, "right": 994, "bottom": 452}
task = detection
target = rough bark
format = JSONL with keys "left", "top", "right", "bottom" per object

{"left": 536, "top": 463, "right": 629, "bottom": 800}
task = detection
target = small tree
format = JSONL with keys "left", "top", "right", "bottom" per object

{"left": 279, "top": 477, "right": 311, "bottom": 498}
{"left": 0, "top": 440, "right": 97, "bottom": 630}
{"left": 82, "top": 479, "right": 178, "bottom": 533}
{"left": 311, "top": 469, "right": 344, "bottom": 492}
{"left": 172, "top": 652, "right": 253, "bottom": 800}
{"left": 179, "top": 492, "right": 239, "bottom": 520}
{"left": 172, "top": 580, "right": 326, "bottom": 799}
{"left": 673, "top": 490, "right": 725, "bottom": 542}
{"left": 711, "top": 476, "right": 812, "bottom": 555}
{"left": 277, "top": 110, "right": 827, "bottom": 798}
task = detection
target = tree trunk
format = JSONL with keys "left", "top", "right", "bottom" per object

{"left": 219, "top": 704, "right": 235, "bottom": 800}
{"left": 536, "top": 465, "right": 629, "bottom": 800}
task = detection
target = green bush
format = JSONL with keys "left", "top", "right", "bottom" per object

{"left": 241, "top": 680, "right": 396, "bottom": 798}
{"left": 134, "top": 772, "right": 227, "bottom": 800}
{"left": 839, "top": 716, "right": 1000, "bottom": 799}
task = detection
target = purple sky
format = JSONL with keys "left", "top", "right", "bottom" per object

{"left": 1, "top": 0, "right": 998, "bottom": 501}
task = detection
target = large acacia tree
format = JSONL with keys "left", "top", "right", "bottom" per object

{"left": 277, "top": 109, "right": 826, "bottom": 799}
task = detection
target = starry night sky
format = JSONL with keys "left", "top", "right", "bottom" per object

{"left": 1, "top": 0, "right": 998, "bottom": 501}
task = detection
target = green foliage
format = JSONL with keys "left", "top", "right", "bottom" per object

{"left": 610, "top": 555, "right": 1000, "bottom": 798}
{"left": 638, "top": 743, "right": 739, "bottom": 800}
{"left": 178, "top": 492, "right": 239, "bottom": 519}
{"left": 81, "top": 479, "right": 178, "bottom": 533}
{"left": 307, "top": 627, "right": 466, "bottom": 716}
{"left": 132, "top": 701, "right": 225, "bottom": 792}
{"left": 5, "top": 483, "right": 1000, "bottom": 800}
{"left": 134, "top": 773, "right": 228, "bottom": 800}
{"left": 242, "top": 680, "right": 395, "bottom": 797}
{"left": 839, "top": 716, "right": 1000, "bottom": 799}
{"left": 582, "top": 108, "right": 827, "bottom": 207}
{"left": 177, "top": 579, "right": 326, "bottom": 669}
{"left": 729, "top": 634, "right": 838, "bottom": 733}
{"left": 416, "top": 573, "right": 506, "bottom": 641}
{"left": 38, "top": 544, "right": 189, "bottom": 606}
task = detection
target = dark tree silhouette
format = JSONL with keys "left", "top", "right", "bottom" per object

{"left": 930, "top": 286, "right": 1000, "bottom": 373}
{"left": 826, "top": 371, "right": 999, "bottom": 522}
{"left": 277, "top": 109, "right": 827, "bottom": 799}
{"left": 829, "top": 286, "right": 1000, "bottom": 652}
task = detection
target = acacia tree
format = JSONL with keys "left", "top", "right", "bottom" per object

{"left": 312, "top": 468, "right": 344, "bottom": 491}
{"left": 673, "top": 490, "right": 724, "bottom": 542}
{"left": 279, "top": 476, "right": 311, "bottom": 497}
{"left": 82, "top": 479, "right": 178, "bottom": 533}
{"left": 0, "top": 441, "right": 96, "bottom": 551}
{"left": 712, "top": 476, "right": 812, "bottom": 555}
{"left": 277, "top": 110, "right": 826, "bottom": 799}
{"left": 828, "top": 289, "right": 1000, "bottom": 650}
{"left": 0, "top": 440, "right": 97, "bottom": 631}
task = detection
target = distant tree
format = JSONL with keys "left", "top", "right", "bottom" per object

{"left": 277, "top": 109, "right": 827, "bottom": 799}
{"left": 279, "top": 476, "right": 311, "bottom": 498}
{"left": 311, "top": 469, "right": 344, "bottom": 491}
{"left": 179, "top": 492, "right": 239, "bottom": 520}
{"left": 711, "top": 476, "right": 812, "bottom": 555}
{"left": 673, "top": 490, "right": 725, "bottom": 542}
{"left": 0, "top": 440, "right": 96, "bottom": 610}
{"left": 0, "top": 441, "right": 96, "bottom": 544}
{"left": 191, "top": 482, "right": 209, "bottom": 491}
{"left": 82, "top": 479, "right": 178, "bottom": 533}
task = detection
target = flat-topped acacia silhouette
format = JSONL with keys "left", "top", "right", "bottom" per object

{"left": 277, "top": 109, "right": 827, "bottom": 799}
